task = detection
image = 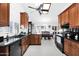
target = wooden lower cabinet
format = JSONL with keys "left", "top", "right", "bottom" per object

{"left": 21, "top": 37, "right": 26, "bottom": 55}
{"left": 29, "top": 34, "right": 41, "bottom": 45}
{"left": 64, "top": 39, "right": 72, "bottom": 55}
{"left": 26, "top": 37, "right": 30, "bottom": 48}
{"left": 71, "top": 41, "right": 79, "bottom": 55}
{"left": 21, "top": 36, "right": 29, "bottom": 55}
{"left": 64, "top": 38, "right": 79, "bottom": 56}
{"left": 0, "top": 46, "right": 9, "bottom": 56}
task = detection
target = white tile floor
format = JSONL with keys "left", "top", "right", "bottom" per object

{"left": 23, "top": 38, "right": 65, "bottom": 56}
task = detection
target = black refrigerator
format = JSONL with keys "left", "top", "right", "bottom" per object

{"left": 28, "top": 22, "right": 32, "bottom": 35}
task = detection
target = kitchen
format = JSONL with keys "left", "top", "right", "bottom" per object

{"left": 0, "top": 3, "right": 79, "bottom": 56}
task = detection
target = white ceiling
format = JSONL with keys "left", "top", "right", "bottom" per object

{"left": 22, "top": 3, "right": 72, "bottom": 26}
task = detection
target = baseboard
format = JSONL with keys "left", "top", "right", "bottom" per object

{"left": 29, "top": 44, "right": 41, "bottom": 45}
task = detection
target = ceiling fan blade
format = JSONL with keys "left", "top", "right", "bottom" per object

{"left": 28, "top": 6, "right": 37, "bottom": 10}
{"left": 27, "top": 3, "right": 44, "bottom": 15}
{"left": 39, "top": 11, "right": 41, "bottom": 15}
{"left": 37, "top": 4, "right": 43, "bottom": 10}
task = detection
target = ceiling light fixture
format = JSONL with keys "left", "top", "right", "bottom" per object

{"left": 41, "top": 3, "right": 51, "bottom": 14}
{"left": 28, "top": 3, "right": 51, "bottom": 15}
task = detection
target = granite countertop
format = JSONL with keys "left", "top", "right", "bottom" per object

{"left": 0, "top": 35, "right": 27, "bottom": 47}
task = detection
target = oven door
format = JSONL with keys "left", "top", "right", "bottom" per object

{"left": 56, "top": 36, "right": 62, "bottom": 44}
{"left": 55, "top": 35, "right": 64, "bottom": 53}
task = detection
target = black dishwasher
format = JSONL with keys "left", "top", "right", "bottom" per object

{"left": 10, "top": 41, "right": 21, "bottom": 56}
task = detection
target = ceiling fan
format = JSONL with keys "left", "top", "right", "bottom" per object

{"left": 28, "top": 3, "right": 51, "bottom": 15}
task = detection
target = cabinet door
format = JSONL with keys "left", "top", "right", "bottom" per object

{"left": 27, "top": 35, "right": 31, "bottom": 44}
{"left": 71, "top": 41, "right": 79, "bottom": 56}
{"left": 35, "top": 35, "right": 41, "bottom": 44}
{"left": 64, "top": 10, "right": 69, "bottom": 24}
{"left": 20, "top": 12, "right": 28, "bottom": 28}
{"left": 0, "top": 3, "right": 9, "bottom": 26}
{"left": 58, "top": 14, "right": 63, "bottom": 26}
{"left": 77, "top": 4, "right": 79, "bottom": 26}
{"left": 38, "top": 35, "right": 41, "bottom": 44}
{"left": 30, "top": 35, "right": 35, "bottom": 44}
{"left": 21, "top": 38, "right": 26, "bottom": 55}
{"left": 75, "top": 43, "right": 79, "bottom": 55}
{"left": 30, "top": 35, "right": 41, "bottom": 45}
{"left": 68, "top": 4, "right": 77, "bottom": 27}
{"left": 58, "top": 15, "right": 62, "bottom": 26}
{"left": 26, "top": 13, "right": 28, "bottom": 27}
{"left": 64, "top": 39, "right": 72, "bottom": 56}
{"left": 34, "top": 35, "right": 38, "bottom": 44}
{"left": 0, "top": 46, "right": 9, "bottom": 56}
{"left": 58, "top": 7, "right": 69, "bottom": 27}
{"left": 64, "top": 39, "right": 69, "bottom": 55}
{"left": 64, "top": 39, "right": 79, "bottom": 56}
{"left": 61, "top": 13, "right": 65, "bottom": 25}
{"left": 58, "top": 13, "right": 66, "bottom": 26}
{"left": 25, "top": 37, "right": 29, "bottom": 48}
{"left": 20, "top": 13, "right": 25, "bottom": 26}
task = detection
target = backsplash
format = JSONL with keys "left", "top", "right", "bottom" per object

{"left": 64, "top": 28, "right": 79, "bottom": 41}
{"left": 0, "top": 27, "right": 9, "bottom": 33}
{"left": 0, "top": 26, "right": 9, "bottom": 37}
{"left": 9, "top": 21, "right": 20, "bottom": 35}
{"left": 20, "top": 26, "right": 28, "bottom": 35}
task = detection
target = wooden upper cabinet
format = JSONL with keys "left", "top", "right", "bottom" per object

{"left": 63, "top": 10, "right": 69, "bottom": 24}
{"left": 58, "top": 15, "right": 61, "bottom": 26}
{"left": 77, "top": 4, "right": 79, "bottom": 27}
{"left": 58, "top": 3, "right": 79, "bottom": 28}
{"left": 58, "top": 14, "right": 63, "bottom": 26}
{"left": 20, "top": 12, "right": 28, "bottom": 28}
{"left": 26, "top": 13, "right": 29, "bottom": 26}
{"left": 58, "top": 9, "right": 69, "bottom": 26}
{"left": 0, "top": 3, "right": 9, "bottom": 27}
{"left": 61, "top": 13, "right": 66, "bottom": 25}
{"left": 68, "top": 4, "right": 77, "bottom": 27}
